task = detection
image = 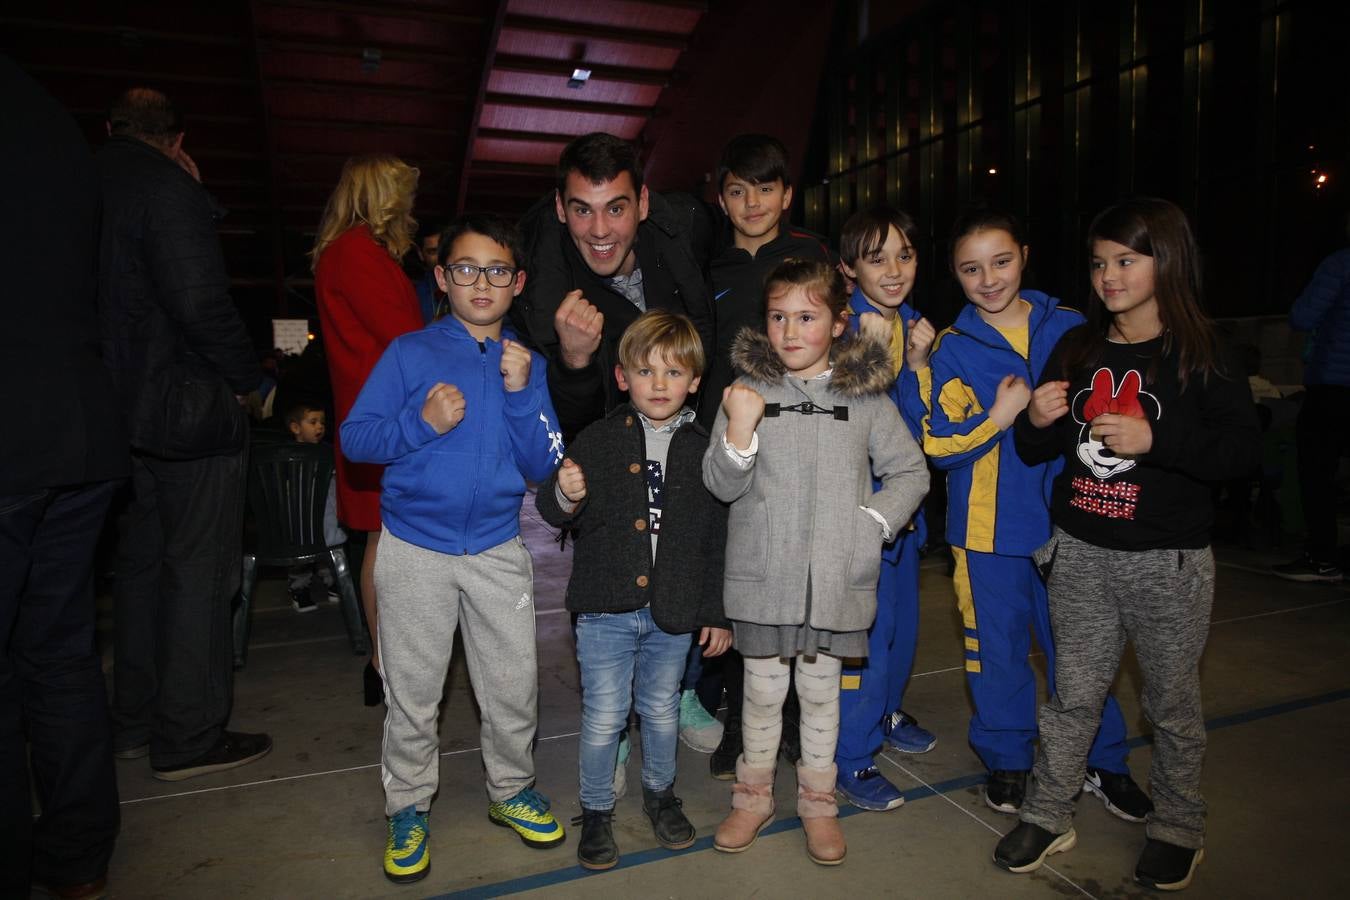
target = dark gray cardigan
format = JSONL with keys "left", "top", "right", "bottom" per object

{"left": 536, "top": 404, "right": 729, "bottom": 633}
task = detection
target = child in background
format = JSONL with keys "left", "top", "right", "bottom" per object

{"left": 704, "top": 259, "right": 928, "bottom": 865}
{"left": 341, "top": 214, "right": 566, "bottom": 884}
{"left": 917, "top": 209, "right": 1145, "bottom": 820}
{"left": 537, "top": 310, "right": 731, "bottom": 871}
{"left": 996, "top": 197, "right": 1260, "bottom": 891}
{"left": 832, "top": 207, "right": 939, "bottom": 810}
{"left": 696, "top": 133, "right": 833, "bottom": 775}
{"left": 283, "top": 402, "right": 345, "bottom": 613}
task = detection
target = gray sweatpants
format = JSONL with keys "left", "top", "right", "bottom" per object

{"left": 1021, "top": 528, "right": 1214, "bottom": 849}
{"left": 375, "top": 528, "right": 539, "bottom": 816}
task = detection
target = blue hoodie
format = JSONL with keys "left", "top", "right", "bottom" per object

{"left": 341, "top": 315, "right": 564, "bottom": 555}
{"left": 847, "top": 287, "right": 928, "bottom": 556}
{"left": 915, "top": 290, "right": 1083, "bottom": 556}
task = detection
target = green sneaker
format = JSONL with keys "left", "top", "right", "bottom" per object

{"left": 383, "top": 806, "right": 430, "bottom": 883}
{"left": 678, "top": 690, "right": 723, "bottom": 752}
{"left": 488, "top": 787, "right": 565, "bottom": 848}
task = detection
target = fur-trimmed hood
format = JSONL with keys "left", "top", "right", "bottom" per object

{"left": 728, "top": 327, "right": 895, "bottom": 398}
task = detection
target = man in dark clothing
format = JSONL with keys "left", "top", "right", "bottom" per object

{"left": 514, "top": 132, "right": 715, "bottom": 437}
{"left": 98, "top": 88, "right": 271, "bottom": 781}
{"left": 0, "top": 55, "right": 129, "bottom": 900}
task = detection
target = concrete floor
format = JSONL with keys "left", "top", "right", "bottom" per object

{"left": 93, "top": 496, "right": 1348, "bottom": 899}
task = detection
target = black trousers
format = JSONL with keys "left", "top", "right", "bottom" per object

{"left": 111, "top": 450, "right": 245, "bottom": 767}
{"left": 1295, "top": 384, "right": 1350, "bottom": 561}
{"left": 0, "top": 481, "right": 121, "bottom": 892}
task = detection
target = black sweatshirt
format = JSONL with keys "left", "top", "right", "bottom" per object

{"left": 1014, "top": 328, "right": 1261, "bottom": 550}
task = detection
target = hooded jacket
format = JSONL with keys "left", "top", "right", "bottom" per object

{"left": 340, "top": 315, "right": 564, "bottom": 555}
{"left": 916, "top": 289, "right": 1084, "bottom": 555}
{"left": 514, "top": 190, "right": 715, "bottom": 437}
{"left": 703, "top": 330, "right": 929, "bottom": 633}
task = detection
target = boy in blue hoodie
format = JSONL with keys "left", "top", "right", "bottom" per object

{"left": 834, "top": 206, "right": 939, "bottom": 811}
{"left": 342, "top": 214, "right": 567, "bottom": 884}
{"left": 918, "top": 209, "right": 1146, "bottom": 822}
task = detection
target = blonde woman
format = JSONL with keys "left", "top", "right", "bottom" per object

{"left": 312, "top": 154, "right": 423, "bottom": 704}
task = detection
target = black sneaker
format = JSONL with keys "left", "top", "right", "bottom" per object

{"left": 642, "top": 787, "right": 695, "bottom": 850}
{"left": 985, "top": 769, "right": 1028, "bottom": 814}
{"left": 710, "top": 718, "right": 741, "bottom": 780}
{"left": 290, "top": 588, "right": 316, "bottom": 613}
{"left": 151, "top": 731, "right": 272, "bottom": 782}
{"left": 571, "top": 808, "right": 618, "bottom": 871}
{"left": 1135, "top": 838, "right": 1204, "bottom": 891}
{"left": 993, "top": 821, "right": 1077, "bottom": 873}
{"left": 1272, "top": 554, "right": 1343, "bottom": 583}
{"left": 1083, "top": 766, "right": 1152, "bottom": 822}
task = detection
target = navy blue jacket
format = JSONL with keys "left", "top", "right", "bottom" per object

{"left": 1291, "top": 248, "right": 1350, "bottom": 387}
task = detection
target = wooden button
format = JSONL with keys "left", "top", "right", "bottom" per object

{"left": 629, "top": 463, "right": 641, "bottom": 474}
{"left": 634, "top": 519, "right": 647, "bottom": 531}
{"left": 635, "top": 575, "right": 649, "bottom": 588}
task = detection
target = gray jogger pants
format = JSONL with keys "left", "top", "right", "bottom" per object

{"left": 375, "top": 527, "right": 539, "bottom": 816}
{"left": 1021, "top": 528, "right": 1214, "bottom": 849}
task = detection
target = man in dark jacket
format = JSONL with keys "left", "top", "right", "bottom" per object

{"left": 98, "top": 88, "right": 271, "bottom": 780}
{"left": 514, "top": 132, "right": 714, "bottom": 437}
{"left": 0, "top": 55, "right": 129, "bottom": 900}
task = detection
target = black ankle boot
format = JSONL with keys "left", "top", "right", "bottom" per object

{"left": 642, "top": 787, "right": 695, "bottom": 850}
{"left": 572, "top": 808, "right": 617, "bottom": 870}
{"left": 710, "top": 714, "right": 741, "bottom": 779}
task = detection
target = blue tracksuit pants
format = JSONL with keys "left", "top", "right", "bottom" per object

{"left": 836, "top": 531, "right": 920, "bottom": 771}
{"left": 952, "top": 546, "right": 1130, "bottom": 773}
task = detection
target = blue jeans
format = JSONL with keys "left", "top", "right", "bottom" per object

{"left": 576, "top": 608, "right": 692, "bottom": 810}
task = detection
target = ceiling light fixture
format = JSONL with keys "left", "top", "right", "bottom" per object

{"left": 568, "top": 67, "right": 591, "bottom": 89}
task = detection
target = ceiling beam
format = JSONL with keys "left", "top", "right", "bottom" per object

{"left": 483, "top": 92, "right": 656, "bottom": 119}
{"left": 22, "top": 63, "right": 255, "bottom": 87}
{"left": 492, "top": 54, "right": 671, "bottom": 87}
{"left": 501, "top": 15, "right": 689, "bottom": 50}
{"left": 258, "top": 0, "right": 487, "bottom": 27}
{"left": 256, "top": 37, "right": 477, "bottom": 67}
{"left": 0, "top": 17, "right": 245, "bottom": 46}
{"left": 265, "top": 77, "right": 468, "bottom": 102}
{"left": 467, "top": 161, "right": 556, "bottom": 179}
{"left": 273, "top": 115, "right": 462, "bottom": 137}
{"left": 476, "top": 128, "right": 574, "bottom": 144}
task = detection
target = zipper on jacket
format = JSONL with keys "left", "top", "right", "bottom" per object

{"left": 461, "top": 346, "right": 487, "bottom": 553}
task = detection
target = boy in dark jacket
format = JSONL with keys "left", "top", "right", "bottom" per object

{"left": 537, "top": 310, "right": 731, "bottom": 871}
{"left": 342, "top": 214, "right": 567, "bottom": 884}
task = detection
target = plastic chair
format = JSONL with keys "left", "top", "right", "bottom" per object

{"left": 232, "top": 441, "right": 369, "bottom": 667}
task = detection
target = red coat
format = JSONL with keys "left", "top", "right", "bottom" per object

{"left": 315, "top": 226, "right": 423, "bottom": 531}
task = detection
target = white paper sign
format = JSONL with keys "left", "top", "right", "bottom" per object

{"left": 272, "top": 319, "right": 311, "bottom": 355}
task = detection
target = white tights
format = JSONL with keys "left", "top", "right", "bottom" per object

{"left": 741, "top": 653, "right": 842, "bottom": 769}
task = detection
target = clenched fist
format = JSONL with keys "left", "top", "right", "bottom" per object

{"left": 1028, "top": 380, "right": 1070, "bottom": 428}
{"left": 989, "top": 373, "right": 1031, "bottom": 429}
{"left": 557, "top": 457, "right": 587, "bottom": 503}
{"left": 499, "top": 338, "right": 532, "bottom": 392}
{"left": 421, "top": 382, "right": 466, "bottom": 434}
{"left": 722, "top": 383, "right": 765, "bottom": 451}
{"left": 904, "top": 316, "right": 936, "bottom": 371}
{"left": 555, "top": 289, "right": 603, "bottom": 370}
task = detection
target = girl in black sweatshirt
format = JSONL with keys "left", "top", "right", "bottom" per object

{"left": 993, "top": 197, "right": 1260, "bottom": 892}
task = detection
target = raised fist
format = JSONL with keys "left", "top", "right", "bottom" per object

{"left": 499, "top": 338, "right": 532, "bottom": 392}
{"left": 554, "top": 289, "right": 603, "bottom": 370}
{"left": 557, "top": 457, "right": 587, "bottom": 502}
{"left": 421, "top": 382, "right": 466, "bottom": 434}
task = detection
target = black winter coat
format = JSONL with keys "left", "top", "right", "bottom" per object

{"left": 96, "top": 136, "right": 259, "bottom": 456}
{"left": 535, "top": 405, "right": 729, "bottom": 633}
{"left": 513, "top": 191, "right": 715, "bottom": 438}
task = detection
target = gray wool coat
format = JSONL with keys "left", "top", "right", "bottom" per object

{"left": 702, "top": 329, "right": 929, "bottom": 634}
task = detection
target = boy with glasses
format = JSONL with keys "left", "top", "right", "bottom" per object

{"left": 341, "top": 214, "right": 567, "bottom": 884}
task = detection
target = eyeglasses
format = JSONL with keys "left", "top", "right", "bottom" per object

{"left": 440, "top": 263, "right": 518, "bottom": 288}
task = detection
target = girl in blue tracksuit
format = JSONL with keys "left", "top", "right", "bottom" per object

{"left": 917, "top": 208, "right": 1141, "bottom": 819}
{"left": 832, "top": 206, "right": 939, "bottom": 812}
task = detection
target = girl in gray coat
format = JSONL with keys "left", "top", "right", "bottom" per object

{"left": 703, "top": 259, "right": 929, "bottom": 865}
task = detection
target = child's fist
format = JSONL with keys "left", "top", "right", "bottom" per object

{"left": 557, "top": 457, "right": 587, "bottom": 502}
{"left": 421, "top": 382, "right": 466, "bottom": 434}
{"left": 1028, "top": 380, "right": 1070, "bottom": 428}
{"left": 905, "top": 316, "right": 936, "bottom": 370}
{"left": 722, "top": 384, "right": 765, "bottom": 451}
{"left": 857, "top": 310, "right": 893, "bottom": 348}
{"left": 989, "top": 374, "right": 1032, "bottom": 428}
{"left": 499, "top": 339, "right": 532, "bottom": 392}
{"left": 555, "top": 290, "right": 604, "bottom": 370}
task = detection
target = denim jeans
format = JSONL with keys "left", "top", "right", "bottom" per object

{"left": 576, "top": 607, "right": 692, "bottom": 810}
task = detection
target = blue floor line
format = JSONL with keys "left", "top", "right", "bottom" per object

{"left": 427, "top": 686, "right": 1350, "bottom": 899}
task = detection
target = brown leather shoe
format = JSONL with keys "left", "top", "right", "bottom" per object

{"left": 797, "top": 763, "right": 846, "bottom": 865}
{"left": 33, "top": 875, "right": 108, "bottom": 900}
{"left": 713, "top": 756, "right": 775, "bottom": 853}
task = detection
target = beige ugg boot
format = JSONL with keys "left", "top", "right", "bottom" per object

{"left": 797, "top": 763, "right": 846, "bottom": 865}
{"left": 713, "top": 756, "right": 776, "bottom": 853}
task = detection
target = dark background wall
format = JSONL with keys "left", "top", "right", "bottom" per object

{"left": 799, "top": 0, "right": 1349, "bottom": 328}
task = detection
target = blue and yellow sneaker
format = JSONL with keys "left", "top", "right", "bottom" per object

{"left": 488, "top": 787, "right": 566, "bottom": 848}
{"left": 384, "top": 806, "right": 430, "bottom": 884}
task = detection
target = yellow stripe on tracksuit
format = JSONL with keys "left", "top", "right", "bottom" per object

{"left": 950, "top": 547, "right": 981, "bottom": 673}
{"left": 916, "top": 363, "right": 1002, "bottom": 459}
